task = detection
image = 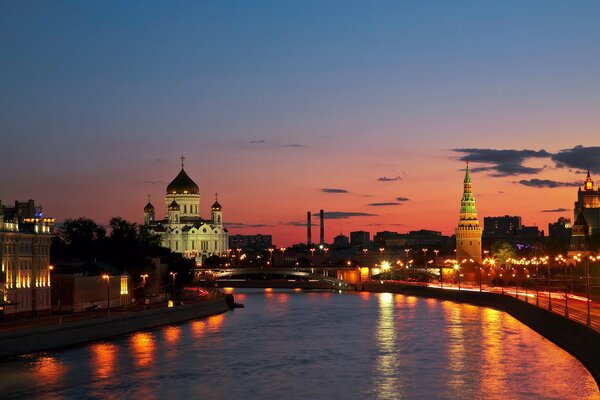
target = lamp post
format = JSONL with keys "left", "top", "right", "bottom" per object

{"left": 562, "top": 256, "right": 569, "bottom": 317}
{"left": 535, "top": 262, "right": 540, "bottom": 307}
{"left": 455, "top": 263, "right": 461, "bottom": 291}
{"left": 49, "top": 265, "right": 62, "bottom": 324}
{"left": 513, "top": 267, "right": 518, "bottom": 300}
{"left": 102, "top": 274, "right": 110, "bottom": 318}
{"left": 434, "top": 249, "right": 439, "bottom": 266}
{"left": 524, "top": 266, "right": 529, "bottom": 304}
{"left": 141, "top": 274, "right": 149, "bottom": 310}
{"left": 546, "top": 258, "right": 552, "bottom": 311}
{"left": 422, "top": 248, "right": 428, "bottom": 267}
{"left": 586, "top": 256, "right": 595, "bottom": 327}
{"left": 169, "top": 271, "right": 177, "bottom": 304}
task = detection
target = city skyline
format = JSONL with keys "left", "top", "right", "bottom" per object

{"left": 2, "top": 2, "right": 600, "bottom": 245}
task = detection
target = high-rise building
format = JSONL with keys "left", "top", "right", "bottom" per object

{"left": 350, "top": 231, "right": 370, "bottom": 247}
{"left": 574, "top": 168, "right": 600, "bottom": 237}
{"left": 483, "top": 215, "right": 522, "bottom": 239}
{"left": 144, "top": 156, "right": 229, "bottom": 265}
{"left": 455, "top": 162, "right": 482, "bottom": 263}
{"left": 549, "top": 217, "right": 572, "bottom": 240}
{"left": 0, "top": 199, "right": 55, "bottom": 319}
{"left": 229, "top": 234, "right": 273, "bottom": 251}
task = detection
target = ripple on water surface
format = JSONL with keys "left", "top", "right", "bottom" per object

{"left": 0, "top": 289, "right": 598, "bottom": 400}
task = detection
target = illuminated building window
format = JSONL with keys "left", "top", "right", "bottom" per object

{"left": 120, "top": 275, "right": 128, "bottom": 295}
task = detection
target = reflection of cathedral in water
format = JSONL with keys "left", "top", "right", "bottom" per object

{"left": 143, "top": 156, "right": 228, "bottom": 265}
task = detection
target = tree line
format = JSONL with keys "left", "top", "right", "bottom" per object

{"left": 50, "top": 217, "right": 195, "bottom": 284}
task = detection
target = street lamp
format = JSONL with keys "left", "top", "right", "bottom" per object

{"left": 49, "top": 265, "right": 62, "bottom": 324}
{"left": 268, "top": 248, "right": 274, "bottom": 265}
{"left": 310, "top": 247, "right": 316, "bottom": 257}
{"left": 546, "top": 257, "right": 552, "bottom": 311}
{"left": 102, "top": 274, "right": 110, "bottom": 318}
{"left": 422, "top": 248, "right": 428, "bottom": 267}
{"left": 381, "top": 261, "right": 391, "bottom": 280}
{"left": 169, "top": 271, "right": 177, "bottom": 303}
{"left": 141, "top": 274, "right": 149, "bottom": 310}
{"left": 455, "top": 263, "right": 461, "bottom": 290}
{"left": 586, "top": 256, "right": 595, "bottom": 326}
{"left": 434, "top": 249, "right": 439, "bottom": 266}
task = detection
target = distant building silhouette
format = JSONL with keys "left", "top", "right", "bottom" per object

{"left": 350, "top": 231, "right": 370, "bottom": 247}
{"left": 229, "top": 234, "right": 273, "bottom": 251}
{"left": 333, "top": 234, "right": 350, "bottom": 248}
{"left": 548, "top": 217, "right": 572, "bottom": 241}
{"left": 483, "top": 215, "right": 522, "bottom": 239}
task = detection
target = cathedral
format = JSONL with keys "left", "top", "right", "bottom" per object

{"left": 455, "top": 161, "right": 483, "bottom": 263}
{"left": 144, "top": 157, "right": 229, "bottom": 265}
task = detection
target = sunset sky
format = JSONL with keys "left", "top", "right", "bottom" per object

{"left": 1, "top": 1, "right": 600, "bottom": 245}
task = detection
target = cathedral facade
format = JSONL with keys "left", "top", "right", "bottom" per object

{"left": 144, "top": 157, "right": 229, "bottom": 265}
{"left": 455, "top": 162, "right": 483, "bottom": 264}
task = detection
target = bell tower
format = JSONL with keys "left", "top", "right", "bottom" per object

{"left": 211, "top": 193, "right": 223, "bottom": 227}
{"left": 143, "top": 194, "right": 155, "bottom": 225}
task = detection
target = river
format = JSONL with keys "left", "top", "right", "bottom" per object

{"left": 0, "top": 289, "right": 598, "bottom": 399}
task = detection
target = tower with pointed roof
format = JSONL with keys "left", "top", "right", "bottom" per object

{"left": 574, "top": 165, "right": 600, "bottom": 238}
{"left": 455, "top": 162, "right": 483, "bottom": 263}
{"left": 143, "top": 156, "right": 229, "bottom": 265}
{"left": 144, "top": 195, "right": 155, "bottom": 225}
{"left": 568, "top": 211, "right": 592, "bottom": 257}
{"left": 211, "top": 193, "right": 223, "bottom": 227}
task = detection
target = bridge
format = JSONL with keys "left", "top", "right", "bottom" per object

{"left": 196, "top": 264, "right": 439, "bottom": 290}
{"left": 197, "top": 266, "right": 358, "bottom": 289}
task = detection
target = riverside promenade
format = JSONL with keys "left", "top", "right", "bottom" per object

{"left": 360, "top": 282, "right": 600, "bottom": 389}
{"left": 0, "top": 293, "right": 233, "bottom": 358}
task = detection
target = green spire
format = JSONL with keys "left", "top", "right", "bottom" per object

{"left": 464, "top": 161, "right": 471, "bottom": 183}
{"left": 459, "top": 161, "right": 478, "bottom": 219}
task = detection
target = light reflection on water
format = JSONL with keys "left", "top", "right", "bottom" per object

{"left": 0, "top": 289, "right": 598, "bottom": 400}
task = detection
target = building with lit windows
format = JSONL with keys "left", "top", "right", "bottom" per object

{"left": 455, "top": 162, "right": 482, "bottom": 263}
{"left": 51, "top": 261, "right": 130, "bottom": 312}
{"left": 144, "top": 157, "right": 229, "bottom": 265}
{"left": 0, "top": 199, "right": 55, "bottom": 319}
{"left": 574, "top": 168, "right": 600, "bottom": 237}
{"left": 549, "top": 217, "right": 572, "bottom": 240}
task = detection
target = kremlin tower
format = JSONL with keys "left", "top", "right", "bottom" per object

{"left": 455, "top": 161, "right": 483, "bottom": 263}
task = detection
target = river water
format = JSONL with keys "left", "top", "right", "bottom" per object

{"left": 0, "top": 289, "right": 598, "bottom": 399}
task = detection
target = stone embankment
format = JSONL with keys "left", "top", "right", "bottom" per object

{"left": 0, "top": 296, "right": 232, "bottom": 358}
{"left": 360, "top": 283, "right": 600, "bottom": 388}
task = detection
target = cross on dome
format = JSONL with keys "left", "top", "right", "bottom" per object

{"left": 180, "top": 155, "right": 185, "bottom": 168}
